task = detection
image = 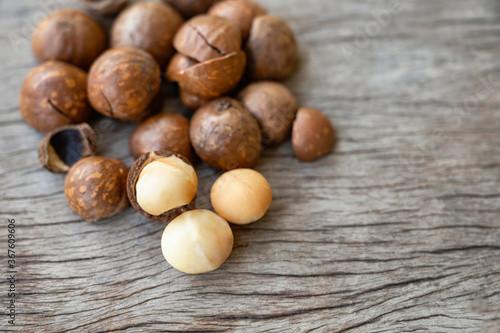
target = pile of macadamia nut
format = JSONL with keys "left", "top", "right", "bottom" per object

{"left": 20, "top": 0, "right": 336, "bottom": 274}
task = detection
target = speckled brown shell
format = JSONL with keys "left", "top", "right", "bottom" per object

{"left": 129, "top": 113, "right": 196, "bottom": 163}
{"left": 246, "top": 15, "right": 298, "bottom": 80}
{"left": 292, "top": 108, "right": 336, "bottom": 162}
{"left": 178, "top": 51, "right": 246, "bottom": 99}
{"left": 174, "top": 15, "right": 242, "bottom": 63}
{"left": 166, "top": 53, "right": 198, "bottom": 82}
{"left": 179, "top": 89, "right": 212, "bottom": 110}
{"left": 88, "top": 47, "right": 161, "bottom": 122}
{"left": 208, "top": 0, "right": 266, "bottom": 41}
{"left": 64, "top": 156, "right": 129, "bottom": 222}
{"left": 32, "top": 9, "right": 106, "bottom": 69}
{"left": 238, "top": 81, "right": 298, "bottom": 145}
{"left": 79, "top": 0, "right": 128, "bottom": 16}
{"left": 189, "top": 98, "right": 262, "bottom": 171}
{"left": 19, "top": 61, "right": 91, "bottom": 134}
{"left": 38, "top": 123, "right": 97, "bottom": 173}
{"left": 163, "top": 0, "right": 218, "bottom": 18}
{"left": 111, "top": 2, "right": 184, "bottom": 67}
{"left": 127, "top": 151, "right": 196, "bottom": 222}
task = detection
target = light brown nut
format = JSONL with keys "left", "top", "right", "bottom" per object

{"left": 87, "top": 47, "right": 161, "bottom": 122}
{"left": 166, "top": 53, "right": 198, "bottom": 82}
{"left": 38, "top": 123, "right": 97, "bottom": 173}
{"left": 19, "top": 61, "right": 91, "bottom": 134}
{"left": 111, "top": 2, "right": 184, "bottom": 67}
{"left": 174, "top": 15, "right": 242, "bottom": 63}
{"left": 292, "top": 107, "right": 336, "bottom": 162}
{"left": 189, "top": 98, "right": 262, "bottom": 171}
{"left": 246, "top": 15, "right": 298, "bottom": 80}
{"left": 32, "top": 9, "right": 106, "bottom": 69}
{"left": 238, "top": 81, "right": 298, "bottom": 145}
{"left": 64, "top": 156, "right": 129, "bottom": 222}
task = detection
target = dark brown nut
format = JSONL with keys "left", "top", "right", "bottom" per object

{"left": 292, "top": 107, "right": 335, "bottom": 162}
{"left": 111, "top": 2, "right": 184, "bottom": 68}
{"left": 246, "top": 15, "right": 298, "bottom": 80}
{"left": 38, "top": 123, "right": 97, "bottom": 173}
{"left": 178, "top": 51, "right": 246, "bottom": 99}
{"left": 127, "top": 151, "right": 197, "bottom": 222}
{"left": 174, "top": 15, "right": 242, "bottom": 63}
{"left": 79, "top": 0, "right": 128, "bottom": 16}
{"left": 179, "top": 89, "right": 212, "bottom": 110}
{"left": 190, "top": 98, "right": 261, "bottom": 170}
{"left": 163, "top": 0, "right": 218, "bottom": 18}
{"left": 65, "top": 156, "right": 129, "bottom": 222}
{"left": 166, "top": 53, "right": 198, "bottom": 82}
{"left": 129, "top": 113, "right": 196, "bottom": 163}
{"left": 238, "top": 81, "right": 298, "bottom": 145}
{"left": 208, "top": 0, "right": 266, "bottom": 41}
{"left": 88, "top": 47, "right": 161, "bottom": 122}
{"left": 19, "top": 61, "right": 91, "bottom": 134}
{"left": 32, "top": 9, "right": 106, "bottom": 69}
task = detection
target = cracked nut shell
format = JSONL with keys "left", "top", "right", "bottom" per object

{"left": 65, "top": 156, "right": 129, "bottom": 222}
{"left": 178, "top": 51, "right": 246, "bottom": 99}
{"left": 32, "top": 9, "right": 106, "bottom": 69}
{"left": 292, "top": 107, "right": 335, "bottom": 162}
{"left": 166, "top": 53, "right": 198, "bottom": 82}
{"left": 88, "top": 47, "right": 161, "bottom": 122}
{"left": 111, "top": 2, "right": 184, "bottom": 68}
{"left": 189, "top": 98, "right": 262, "bottom": 171}
{"left": 208, "top": 0, "right": 266, "bottom": 41}
{"left": 174, "top": 15, "right": 242, "bottom": 63}
{"left": 246, "top": 15, "right": 298, "bottom": 80}
{"left": 127, "top": 151, "right": 197, "bottom": 222}
{"left": 19, "top": 61, "right": 91, "bottom": 134}
{"left": 238, "top": 81, "right": 298, "bottom": 145}
{"left": 129, "top": 113, "right": 196, "bottom": 163}
{"left": 79, "top": 0, "right": 128, "bottom": 16}
{"left": 163, "top": 0, "right": 218, "bottom": 18}
{"left": 38, "top": 123, "right": 97, "bottom": 173}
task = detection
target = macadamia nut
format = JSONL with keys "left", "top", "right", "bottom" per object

{"left": 135, "top": 156, "right": 197, "bottom": 216}
{"left": 161, "top": 209, "right": 233, "bottom": 274}
{"left": 211, "top": 168, "right": 272, "bottom": 225}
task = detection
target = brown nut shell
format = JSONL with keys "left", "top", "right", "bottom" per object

{"left": 178, "top": 51, "right": 246, "bottom": 99}
{"left": 79, "top": 0, "right": 128, "bottom": 16}
{"left": 166, "top": 53, "right": 198, "bottom": 82}
{"left": 208, "top": 0, "right": 266, "bottom": 41}
{"left": 32, "top": 9, "right": 106, "bottom": 69}
{"left": 129, "top": 113, "right": 196, "bottom": 163}
{"left": 19, "top": 61, "right": 91, "bottom": 134}
{"left": 163, "top": 0, "right": 218, "bottom": 18}
{"left": 38, "top": 123, "right": 97, "bottom": 173}
{"left": 190, "top": 98, "right": 262, "bottom": 171}
{"left": 246, "top": 15, "right": 298, "bottom": 80}
{"left": 179, "top": 89, "right": 212, "bottom": 110}
{"left": 65, "top": 156, "right": 129, "bottom": 222}
{"left": 127, "top": 151, "right": 196, "bottom": 222}
{"left": 292, "top": 108, "right": 335, "bottom": 162}
{"left": 238, "top": 81, "right": 298, "bottom": 145}
{"left": 88, "top": 47, "right": 161, "bottom": 122}
{"left": 111, "top": 2, "right": 184, "bottom": 67}
{"left": 174, "top": 15, "right": 242, "bottom": 63}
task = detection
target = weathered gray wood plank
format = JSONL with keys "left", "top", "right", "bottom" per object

{"left": 1, "top": 0, "right": 500, "bottom": 332}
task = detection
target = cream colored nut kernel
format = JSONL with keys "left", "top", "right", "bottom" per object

{"left": 211, "top": 169, "right": 272, "bottom": 225}
{"left": 161, "top": 209, "right": 234, "bottom": 274}
{"left": 135, "top": 156, "right": 197, "bottom": 216}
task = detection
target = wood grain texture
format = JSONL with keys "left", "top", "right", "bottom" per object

{"left": 1, "top": 0, "right": 500, "bottom": 332}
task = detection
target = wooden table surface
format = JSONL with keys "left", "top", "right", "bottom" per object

{"left": 1, "top": 0, "right": 500, "bottom": 332}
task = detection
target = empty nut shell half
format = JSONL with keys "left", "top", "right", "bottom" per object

{"left": 178, "top": 51, "right": 246, "bottom": 99}
{"left": 127, "top": 151, "right": 197, "bottom": 222}
{"left": 38, "top": 123, "right": 98, "bottom": 173}
{"left": 174, "top": 15, "right": 242, "bottom": 63}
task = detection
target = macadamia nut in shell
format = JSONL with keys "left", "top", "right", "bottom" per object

{"left": 211, "top": 168, "right": 272, "bottom": 224}
{"left": 161, "top": 209, "right": 234, "bottom": 274}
